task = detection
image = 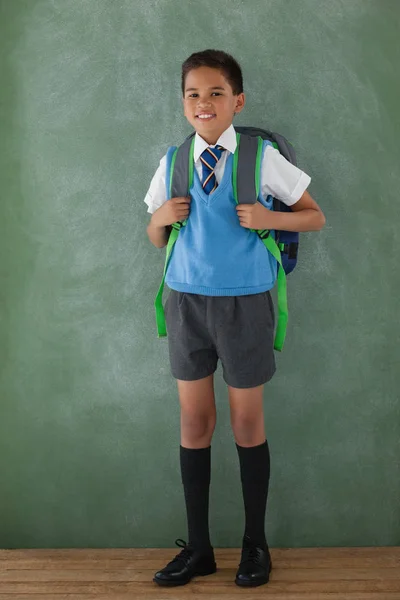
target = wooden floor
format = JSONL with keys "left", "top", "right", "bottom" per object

{"left": 1, "top": 547, "right": 400, "bottom": 599}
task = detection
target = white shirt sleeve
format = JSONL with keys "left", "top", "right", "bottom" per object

{"left": 261, "top": 145, "right": 311, "bottom": 206}
{"left": 143, "top": 154, "right": 168, "bottom": 214}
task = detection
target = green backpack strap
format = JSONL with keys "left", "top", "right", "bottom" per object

{"left": 154, "top": 137, "right": 195, "bottom": 337}
{"left": 233, "top": 132, "right": 288, "bottom": 351}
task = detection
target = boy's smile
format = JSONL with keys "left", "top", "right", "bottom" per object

{"left": 183, "top": 66, "right": 245, "bottom": 144}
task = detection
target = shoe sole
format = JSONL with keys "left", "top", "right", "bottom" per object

{"left": 235, "top": 563, "right": 272, "bottom": 587}
{"left": 153, "top": 566, "right": 217, "bottom": 587}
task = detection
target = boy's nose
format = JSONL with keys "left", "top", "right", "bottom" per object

{"left": 197, "top": 100, "right": 212, "bottom": 108}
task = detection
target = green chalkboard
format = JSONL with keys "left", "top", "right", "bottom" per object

{"left": 1, "top": 0, "right": 399, "bottom": 549}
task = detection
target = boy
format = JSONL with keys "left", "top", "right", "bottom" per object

{"left": 145, "top": 49, "right": 325, "bottom": 588}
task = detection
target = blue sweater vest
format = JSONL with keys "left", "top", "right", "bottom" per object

{"left": 165, "top": 143, "right": 277, "bottom": 296}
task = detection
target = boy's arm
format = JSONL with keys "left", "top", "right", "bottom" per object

{"left": 236, "top": 190, "right": 326, "bottom": 232}
{"left": 250, "top": 144, "right": 324, "bottom": 232}
{"left": 147, "top": 219, "right": 171, "bottom": 248}
{"left": 147, "top": 197, "right": 191, "bottom": 248}
{"left": 280, "top": 189, "right": 325, "bottom": 231}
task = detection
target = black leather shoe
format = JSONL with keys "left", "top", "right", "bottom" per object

{"left": 153, "top": 538, "right": 217, "bottom": 587}
{"left": 235, "top": 535, "right": 272, "bottom": 587}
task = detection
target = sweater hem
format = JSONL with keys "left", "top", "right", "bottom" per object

{"left": 166, "top": 281, "right": 275, "bottom": 296}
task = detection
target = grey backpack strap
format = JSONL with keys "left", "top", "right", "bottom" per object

{"left": 170, "top": 136, "right": 194, "bottom": 198}
{"left": 236, "top": 133, "right": 260, "bottom": 204}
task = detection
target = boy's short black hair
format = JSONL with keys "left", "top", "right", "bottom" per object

{"left": 181, "top": 49, "right": 243, "bottom": 96}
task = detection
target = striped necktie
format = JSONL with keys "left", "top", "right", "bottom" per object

{"left": 200, "top": 145, "right": 224, "bottom": 194}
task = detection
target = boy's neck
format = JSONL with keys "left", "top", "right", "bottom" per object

{"left": 202, "top": 135, "right": 218, "bottom": 145}
{"left": 196, "top": 123, "right": 233, "bottom": 146}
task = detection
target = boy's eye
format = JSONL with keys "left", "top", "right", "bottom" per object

{"left": 187, "top": 92, "right": 222, "bottom": 98}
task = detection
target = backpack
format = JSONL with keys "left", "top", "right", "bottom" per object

{"left": 154, "top": 126, "right": 299, "bottom": 351}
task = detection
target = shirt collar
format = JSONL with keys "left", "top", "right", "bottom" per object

{"left": 193, "top": 124, "right": 237, "bottom": 162}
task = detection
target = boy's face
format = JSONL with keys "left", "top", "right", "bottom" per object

{"left": 182, "top": 66, "right": 245, "bottom": 144}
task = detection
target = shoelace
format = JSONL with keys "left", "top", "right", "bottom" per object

{"left": 239, "top": 545, "right": 263, "bottom": 566}
{"left": 168, "top": 538, "right": 193, "bottom": 567}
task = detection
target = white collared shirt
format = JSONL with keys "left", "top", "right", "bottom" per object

{"left": 144, "top": 124, "right": 311, "bottom": 214}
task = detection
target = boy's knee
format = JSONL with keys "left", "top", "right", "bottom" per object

{"left": 231, "top": 415, "right": 264, "bottom": 447}
{"left": 181, "top": 412, "right": 216, "bottom": 445}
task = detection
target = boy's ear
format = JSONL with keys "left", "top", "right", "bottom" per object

{"left": 234, "top": 93, "right": 245, "bottom": 114}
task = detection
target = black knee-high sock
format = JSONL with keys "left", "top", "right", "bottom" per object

{"left": 180, "top": 445, "right": 212, "bottom": 552}
{"left": 236, "top": 439, "right": 270, "bottom": 550}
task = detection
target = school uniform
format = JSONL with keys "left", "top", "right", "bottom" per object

{"left": 148, "top": 123, "right": 312, "bottom": 588}
{"left": 144, "top": 124, "right": 311, "bottom": 388}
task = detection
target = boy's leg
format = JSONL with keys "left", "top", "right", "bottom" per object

{"left": 154, "top": 375, "right": 217, "bottom": 586}
{"left": 229, "top": 384, "right": 272, "bottom": 587}
{"left": 212, "top": 291, "right": 275, "bottom": 555}
{"left": 178, "top": 376, "right": 216, "bottom": 551}
{"left": 229, "top": 384, "right": 270, "bottom": 549}
{"left": 164, "top": 290, "right": 219, "bottom": 552}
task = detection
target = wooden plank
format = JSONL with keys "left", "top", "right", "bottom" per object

{"left": 1, "top": 547, "right": 399, "bottom": 570}
{"left": 1, "top": 595, "right": 400, "bottom": 600}
{"left": 1, "top": 580, "right": 400, "bottom": 594}
{"left": 1, "top": 547, "right": 400, "bottom": 559}
{"left": 1, "top": 567, "right": 400, "bottom": 582}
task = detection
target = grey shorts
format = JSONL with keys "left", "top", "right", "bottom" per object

{"left": 165, "top": 290, "right": 276, "bottom": 389}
